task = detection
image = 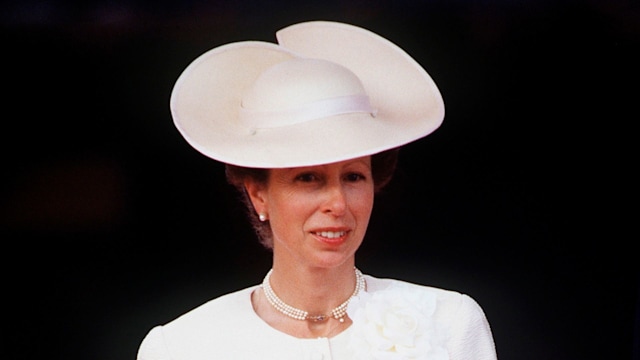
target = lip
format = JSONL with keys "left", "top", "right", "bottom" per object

{"left": 310, "top": 228, "right": 351, "bottom": 245}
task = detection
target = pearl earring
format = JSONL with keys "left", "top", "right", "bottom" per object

{"left": 259, "top": 213, "right": 267, "bottom": 222}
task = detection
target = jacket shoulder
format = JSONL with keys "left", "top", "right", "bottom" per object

{"left": 138, "top": 285, "right": 258, "bottom": 360}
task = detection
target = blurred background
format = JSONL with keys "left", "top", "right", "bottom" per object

{"left": 2, "top": 0, "right": 638, "bottom": 359}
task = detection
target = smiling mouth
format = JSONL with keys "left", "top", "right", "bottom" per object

{"left": 313, "top": 231, "right": 348, "bottom": 239}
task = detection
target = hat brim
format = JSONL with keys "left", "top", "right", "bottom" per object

{"left": 170, "top": 22, "right": 444, "bottom": 168}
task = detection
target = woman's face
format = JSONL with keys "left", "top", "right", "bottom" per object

{"left": 247, "top": 156, "right": 374, "bottom": 269}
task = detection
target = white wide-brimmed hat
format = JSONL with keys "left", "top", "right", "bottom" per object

{"left": 170, "top": 21, "right": 444, "bottom": 168}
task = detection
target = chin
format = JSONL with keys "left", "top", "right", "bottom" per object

{"left": 308, "top": 250, "right": 357, "bottom": 270}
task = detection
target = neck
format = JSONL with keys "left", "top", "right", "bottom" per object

{"left": 269, "top": 261, "right": 357, "bottom": 316}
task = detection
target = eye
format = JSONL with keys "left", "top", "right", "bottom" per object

{"left": 344, "top": 172, "right": 367, "bottom": 182}
{"left": 295, "top": 172, "right": 319, "bottom": 183}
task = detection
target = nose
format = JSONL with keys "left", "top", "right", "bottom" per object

{"left": 322, "top": 182, "right": 347, "bottom": 217}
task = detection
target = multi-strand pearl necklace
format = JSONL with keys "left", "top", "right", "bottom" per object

{"left": 262, "top": 268, "right": 366, "bottom": 323}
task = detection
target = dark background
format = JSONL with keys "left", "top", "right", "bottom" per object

{"left": 2, "top": 1, "right": 638, "bottom": 359}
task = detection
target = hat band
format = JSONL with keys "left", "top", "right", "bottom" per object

{"left": 239, "top": 95, "right": 376, "bottom": 130}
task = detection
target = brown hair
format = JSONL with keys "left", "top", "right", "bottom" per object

{"left": 225, "top": 148, "right": 400, "bottom": 248}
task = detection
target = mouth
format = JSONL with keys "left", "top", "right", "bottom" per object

{"left": 310, "top": 229, "right": 351, "bottom": 245}
{"left": 312, "top": 230, "right": 348, "bottom": 239}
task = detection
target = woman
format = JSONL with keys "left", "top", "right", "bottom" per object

{"left": 138, "top": 21, "right": 497, "bottom": 359}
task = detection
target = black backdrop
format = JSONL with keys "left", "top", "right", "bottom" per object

{"left": 2, "top": 1, "right": 638, "bottom": 359}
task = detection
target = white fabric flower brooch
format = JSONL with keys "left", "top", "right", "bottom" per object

{"left": 347, "top": 282, "right": 449, "bottom": 360}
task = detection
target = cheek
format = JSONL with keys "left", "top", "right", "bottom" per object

{"left": 350, "top": 187, "right": 375, "bottom": 219}
{"left": 269, "top": 192, "right": 315, "bottom": 229}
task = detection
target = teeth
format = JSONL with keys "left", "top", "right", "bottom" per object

{"left": 317, "top": 231, "right": 346, "bottom": 239}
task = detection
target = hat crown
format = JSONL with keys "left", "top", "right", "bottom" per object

{"left": 241, "top": 58, "right": 367, "bottom": 112}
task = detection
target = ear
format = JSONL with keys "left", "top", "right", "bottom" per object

{"left": 244, "top": 179, "right": 268, "bottom": 215}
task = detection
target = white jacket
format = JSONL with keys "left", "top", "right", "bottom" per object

{"left": 138, "top": 275, "right": 497, "bottom": 360}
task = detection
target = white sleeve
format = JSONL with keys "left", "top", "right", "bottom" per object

{"left": 137, "top": 326, "right": 173, "bottom": 360}
{"left": 447, "top": 294, "right": 498, "bottom": 360}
